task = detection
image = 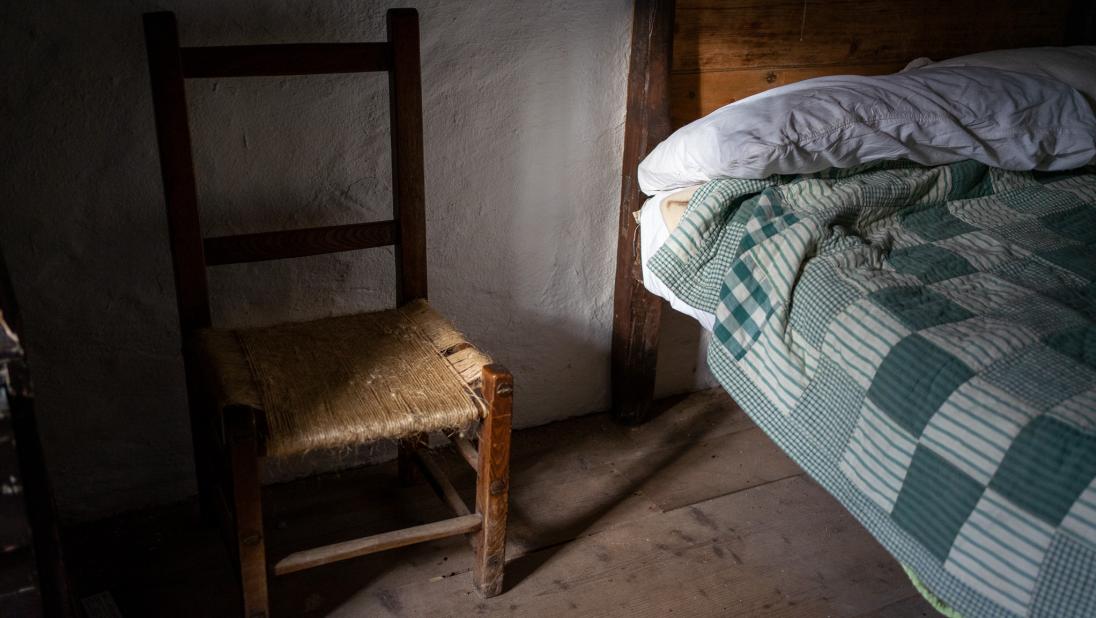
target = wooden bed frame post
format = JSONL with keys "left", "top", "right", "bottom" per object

{"left": 611, "top": 0, "right": 675, "bottom": 425}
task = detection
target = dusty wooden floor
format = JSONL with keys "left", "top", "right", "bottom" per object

{"left": 68, "top": 390, "right": 934, "bottom": 617}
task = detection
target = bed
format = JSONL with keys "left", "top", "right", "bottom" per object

{"left": 610, "top": 1, "right": 1096, "bottom": 616}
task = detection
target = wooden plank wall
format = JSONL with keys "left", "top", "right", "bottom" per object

{"left": 670, "top": 0, "right": 1085, "bottom": 127}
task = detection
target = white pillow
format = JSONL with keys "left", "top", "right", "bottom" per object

{"left": 903, "top": 46, "right": 1096, "bottom": 109}
{"left": 637, "top": 67, "right": 1096, "bottom": 194}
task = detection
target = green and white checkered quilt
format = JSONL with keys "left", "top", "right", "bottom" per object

{"left": 649, "top": 160, "right": 1096, "bottom": 617}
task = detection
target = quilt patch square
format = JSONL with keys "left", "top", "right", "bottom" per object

{"left": 983, "top": 345, "right": 1096, "bottom": 410}
{"left": 921, "top": 377, "right": 1038, "bottom": 485}
{"left": 1043, "top": 326, "right": 1096, "bottom": 371}
{"left": 1030, "top": 534, "right": 1096, "bottom": 618}
{"left": 1038, "top": 246, "right": 1096, "bottom": 282}
{"left": 1036, "top": 172, "right": 1096, "bottom": 204}
{"left": 1060, "top": 477, "right": 1096, "bottom": 545}
{"left": 1001, "top": 185, "right": 1084, "bottom": 216}
{"left": 867, "top": 334, "right": 974, "bottom": 437}
{"left": 1041, "top": 205, "right": 1096, "bottom": 245}
{"left": 892, "top": 445, "right": 985, "bottom": 561}
{"left": 921, "top": 317, "right": 1037, "bottom": 374}
{"left": 990, "top": 257, "right": 1090, "bottom": 311}
{"left": 946, "top": 489, "right": 1054, "bottom": 616}
{"left": 887, "top": 244, "right": 977, "bottom": 284}
{"left": 822, "top": 299, "right": 911, "bottom": 390}
{"left": 1050, "top": 387, "right": 1096, "bottom": 432}
{"left": 840, "top": 399, "right": 918, "bottom": 512}
{"left": 901, "top": 204, "right": 977, "bottom": 241}
{"left": 937, "top": 230, "right": 1030, "bottom": 272}
{"left": 989, "top": 218, "right": 1079, "bottom": 252}
{"left": 990, "top": 416, "right": 1096, "bottom": 527}
{"left": 870, "top": 286, "right": 975, "bottom": 331}
{"left": 714, "top": 257, "right": 775, "bottom": 360}
{"left": 951, "top": 195, "right": 1033, "bottom": 230}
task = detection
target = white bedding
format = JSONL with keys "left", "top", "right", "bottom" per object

{"left": 638, "top": 191, "right": 716, "bottom": 331}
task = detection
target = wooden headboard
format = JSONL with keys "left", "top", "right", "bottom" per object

{"left": 611, "top": 0, "right": 1096, "bottom": 423}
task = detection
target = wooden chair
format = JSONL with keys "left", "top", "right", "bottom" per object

{"left": 142, "top": 9, "right": 511, "bottom": 616}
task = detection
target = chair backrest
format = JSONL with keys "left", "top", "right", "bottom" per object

{"left": 143, "top": 9, "right": 427, "bottom": 335}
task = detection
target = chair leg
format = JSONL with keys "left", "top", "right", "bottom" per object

{"left": 225, "top": 406, "right": 269, "bottom": 618}
{"left": 184, "top": 359, "right": 219, "bottom": 525}
{"left": 473, "top": 364, "right": 512, "bottom": 597}
{"left": 397, "top": 433, "right": 427, "bottom": 486}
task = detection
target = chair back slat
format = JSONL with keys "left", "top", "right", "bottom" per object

{"left": 181, "top": 43, "right": 392, "bottom": 78}
{"left": 143, "top": 8, "right": 428, "bottom": 333}
{"left": 204, "top": 221, "right": 397, "bottom": 266}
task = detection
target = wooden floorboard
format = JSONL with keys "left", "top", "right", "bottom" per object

{"left": 65, "top": 389, "right": 933, "bottom": 617}
{"left": 336, "top": 477, "right": 920, "bottom": 617}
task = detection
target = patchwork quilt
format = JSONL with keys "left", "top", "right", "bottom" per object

{"left": 648, "top": 160, "right": 1096, "bottom": 617}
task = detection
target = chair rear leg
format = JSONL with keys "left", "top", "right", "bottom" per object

{"left": 184, "top": 359, "right": 220, "bottom": 525}
{"left": 225, "top": 406, "right": 269, "bottom": 618}
{"left": 397, "top": 433, "right": 427, "bottom": 486}
{"left": 473, "top": 364, "right": 512, "bottom": 597}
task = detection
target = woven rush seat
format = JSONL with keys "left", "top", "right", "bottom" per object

{"left": 194, "top": 299, "right": 492, "bottom": 457}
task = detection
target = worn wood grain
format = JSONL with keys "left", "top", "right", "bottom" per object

{"left": 854, "top": 594, "right": 937, "bottom": 618}
{"left": 473, "top": 365, "right": 513, "bottom": 597}
{"left": 65, "top": 390, "right": 932, "bottom": 617}
{"left": 618, "top": 426, "right": 804, "bottom": 511}
{"left": 667, "top": 0, "right": 1083, "bottom": 127}
{"left": 343, "top": 476, "right": 925, "bottom": 617}
{"left": 611, "top": 0, "right": 675, "bottom": 425}
{"left": 672, "top": 0, "right": 1075, "bottom": 72}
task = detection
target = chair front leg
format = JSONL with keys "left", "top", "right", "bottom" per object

{"left": 225, "top": 405, "right": 269, "bottom": 618}
{"left": 473, "top": 364, "right": 512, "bottom": 597}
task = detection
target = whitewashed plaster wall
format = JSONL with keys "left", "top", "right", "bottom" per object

{"left": 1, "top": 0, "right": 715, "bottom": 521}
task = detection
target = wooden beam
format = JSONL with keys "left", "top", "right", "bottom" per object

{"left": 610, "top": 0, "right": 675, "bottom": 425}
{"left": 202, "top": 220, "right": 397, "bottom": 266}
{"left": 273, "top": 514, "right": 482, "bottom": 576}
{"left": 413, "top": 450, "right": 472, "bottom": 517}
{"left": 181, "top": 43, "right": 391, "bottom": 78}
{"left": 450, "top": 435, "right": 479, "bottom": 470}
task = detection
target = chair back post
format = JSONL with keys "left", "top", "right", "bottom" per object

{"left": 143, "top": 12, "right": 213, "bottom": 334}
{"left": 386, "top": 9, "right": 428, "bottom": 304}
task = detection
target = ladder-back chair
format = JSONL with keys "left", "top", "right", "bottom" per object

{"left": 142, "top": 10, "right": 512, "bottom": 616}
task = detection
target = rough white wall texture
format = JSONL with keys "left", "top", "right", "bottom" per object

{"left": 1, "top": 0, "right": 713, "bottom": 521}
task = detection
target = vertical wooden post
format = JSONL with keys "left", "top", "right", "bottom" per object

{"left": 473, "top": 364, "right": 512, "bottom": 597}
{"left": 610, "top": 0, "right": 675, "bottom": 425}
{"left": 143, "top": 11, "right": 219, "bottom": 520}
{"left": 387, "top": 8, "right": 428, "bottom": 304}
{"left": 225, "top": 406, "right": 268, "bottom": 618}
